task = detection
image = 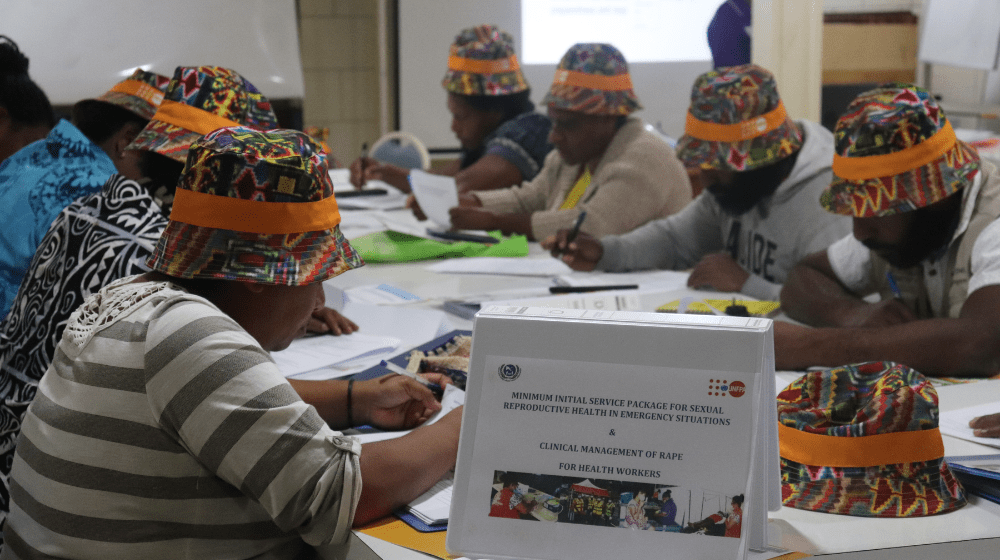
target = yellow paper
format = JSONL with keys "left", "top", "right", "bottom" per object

{"left": 657, "top": 298, "right": 781, "bottom": 317}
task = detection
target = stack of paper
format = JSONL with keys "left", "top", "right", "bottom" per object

{"left": 271, "top": 333, "right": 401, "bottom": 379}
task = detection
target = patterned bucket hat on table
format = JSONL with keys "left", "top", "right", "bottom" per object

{"left": 821, "top": 84, "right": 980, "bottom": 217}
{"left": 127, "top": 66, "right": 279, "bottom": 163}
{"left": 79, "top": 69, "right": 171, "bottom": 120}
{"left": 542, "top": 43, "right": 641, "bottom": 116}
{"left": 778, "top": 361, "right": 966, "bottom": 518}
{"left": 442, "top": 24, "right": 528, "bottom": 96}
{"left": 675, "top": 64, "right": 802, "bottom": 172}
{"left": 148, "top": 127, "right": 363, "bottom": 285}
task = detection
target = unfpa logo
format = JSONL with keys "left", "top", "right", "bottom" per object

{"left": 708, "top": 379, "right": 745, "bottom": 398}
{"left": 498, "top": 364, "right": 521, "bottom": 381}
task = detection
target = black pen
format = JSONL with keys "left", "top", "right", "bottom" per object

{"left": 566, "top": 211, "right": 588, "bottom": 244}
{"left": 549, "top": 284, "right": 638, "bottom": 294}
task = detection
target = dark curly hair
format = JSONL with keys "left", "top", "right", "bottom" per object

{"left": 0, "top": 36, "right": 55, "bottom": 129}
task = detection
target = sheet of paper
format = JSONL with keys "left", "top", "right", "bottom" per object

{"left": 271, "top": 333, "right": 400, "bottom": 378}
{"left": 340, "top": 301, "right": 453, "bottom": 349}
{"left": 427, "top": 256, "right": 573, "bottom": 277}
{"left": 339, "top": 210, "right": 392, "bottom": 239}
{"left": 409, "top": 169, "right": 458, "bottom": 228}
{"left": 489, "top": 291, "right": 643, "bottom": 312}
{"left": 407, "top": 474, "right": 454, "bottom": 525}
{"left": 940, "top": 401, "right": 1000, "bottom": 450}
{"left": 344, "top": 284, "right": 422, "bottom": 305}
{"left": 555, "top": 269, "right": 691, "bottom": 291}
{"left": 330, "top": 168, "right": 353, "bottom": 190}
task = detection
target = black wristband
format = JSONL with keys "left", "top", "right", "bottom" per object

{"left": 346, "top": 378, "right": 355, "bottom": 427}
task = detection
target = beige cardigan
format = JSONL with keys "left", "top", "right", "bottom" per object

{"left": 475, "top": 118, "right": 692, "bottom": 239}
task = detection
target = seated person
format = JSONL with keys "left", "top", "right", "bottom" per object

{"left": 2, "top": 127, "right": 462, "bottom": 558}
{"left": 683, "top": 495, "right": 742, "bottom": 538}
{"left": 0, "top": 36, "right": 54, "bottom": 163}
{"left": 351, "top": 24, "right": 551, "bottom": 193}
{"left": 543, "top": 65, "right": 849, "bottom": 300}
{"left": 0, "top": 66, "right": 354, "bottom": 531}
{"left": 0, "top": 69, "right": 170, "bottom": 317}
{"left": 446, "top": 43, "right": 692, "bottom": 241}
{"left": 489, "top": 473, "right": 537, "bottom": 519}
{"left": 778, "top": 84, "right": 1000, "bottom": 377}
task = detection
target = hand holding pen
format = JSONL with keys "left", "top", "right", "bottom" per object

{"left": 381, "top": 360, "right": 445, "bottom": 400}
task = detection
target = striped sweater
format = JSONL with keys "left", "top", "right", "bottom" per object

{"left": 2, "top": 278, "right": 361, "bottom": 559}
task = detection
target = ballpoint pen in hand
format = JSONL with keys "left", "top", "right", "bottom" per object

{"left": 566, "top": 211, "right": 588, "bottom": 244}
{"left": 380, "top": 360, "right": 444, "bottom": 399}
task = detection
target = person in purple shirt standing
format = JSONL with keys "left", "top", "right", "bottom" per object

{"left": 708, "top": 0, "right": 752, "bottom": 68}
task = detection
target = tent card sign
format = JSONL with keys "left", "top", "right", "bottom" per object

{"left": 447, "top": 306, "right": 779, "bottom": 560}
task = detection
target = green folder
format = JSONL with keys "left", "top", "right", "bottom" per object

{"left": 350, "top": 230, "right": 529, "bottom": 263}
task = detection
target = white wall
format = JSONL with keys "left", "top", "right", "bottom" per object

{"left": 398, "top": 0, "right": 711, "bottom": 151}
{"left": 1, "top": 0, "right": 304, "bottom": 103}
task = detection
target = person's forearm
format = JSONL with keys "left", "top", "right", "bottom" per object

{"left": 288, "top": 379, "right": 350, "bottom": 428}
{"left": 780, "top": 262, "right": 870, "bottom": 327}
{"left": 776, "top": 317, "right": 1000, "bottom": 377}
{"left": 354, "top": 408, "right": 462, "bottom": 526}
{"left": 491, "top": 212, "right": 534, "bottom": 238}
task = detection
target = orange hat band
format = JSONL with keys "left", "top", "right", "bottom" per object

{"left": 448, "top": 54, "right": 520, "bottom": 74}
{"left": 833, "top": 121, "right": 958, "bottom": 181}
{"left": 551, "top": 69, "right": 633, "bottom": 92}
{"left": 778, "top": 423, "right": 944, "bottom": 468}
{"left": 152, "top": 100, "right": 243, "bottom": 136}
{"left": 108, "top": 79, "right": 165, "bottom": 107}
{"left": 170, "top": 188, "right": 342, "bottom": 235}
{"left": 685, "top": 102, "right": 789, "bottom": 143}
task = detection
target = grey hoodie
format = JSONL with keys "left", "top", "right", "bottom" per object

{"left": 597, "top": 119, "right": 851, "bottom": 300}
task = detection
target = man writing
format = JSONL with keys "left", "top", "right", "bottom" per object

{"left": 778, "top": 84, "right": 1000, "bottom": 377}
{"left": 543, "top": 65, "right": 849, "bottom": 300}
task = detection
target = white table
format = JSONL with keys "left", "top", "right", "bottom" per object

{"left": 319, "top": 209, "right": 1000, "bottom": 559}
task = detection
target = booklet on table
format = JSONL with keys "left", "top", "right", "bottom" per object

{"left": 447, "top": 306, "right": 779, "bottom": 560}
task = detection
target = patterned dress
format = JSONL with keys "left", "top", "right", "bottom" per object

{"left": 0, "top": 175, "right": 167, "bottom": 532}
{"left": 0, "top": 120, "right": 117, "bottom": 316}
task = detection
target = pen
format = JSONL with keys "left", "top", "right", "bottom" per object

{"left": 380, "top": 360, "right": 444, "bottom": 398}
{"left": 549, "top": 284, "right": 638, "bottom": 294}
{"left": 566, "top": 211, "right": 588, "bottom": 244}
{"left": 359, "top": 142, "right": 369, "bottom": 188}
{"left": 886, "top": 271, "right": 903, "bottom": 299}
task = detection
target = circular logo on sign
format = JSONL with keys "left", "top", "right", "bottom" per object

{"left": 498, "top": 364, "right": 521, "bottom": 381}
{"left": 728, "top": 381, "right": 746, "bottom": 398}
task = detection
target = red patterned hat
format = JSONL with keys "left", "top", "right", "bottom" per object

{"left": 821, "top": 84, "right": 980, "bottom": 217}
{"left": 83, "top": 69, "right": 171, "bottom": 120}
{"left": 442, "top": 24, "right": 528, "bottom": 97}
{"left": 778, "top": 361, "right": 966, "bottom": 518}
{"left": 148, "top": 127, "right": 363, "bottom": 285}
{"left": 542, "top": 43, "right": 641, "bottom": 116}
{"left": 127, "top": 66, "right": 279, "bottom": 163}
{"left": 675, "top": 64, "right": 802, "bottom": 172}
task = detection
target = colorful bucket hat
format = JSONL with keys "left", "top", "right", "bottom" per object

{"left": 675, "top": 64, "right": 802, "bottom": 172}
{"left": 542, "top": 43, "right": 641, "bottom": 116}
{"left": 821, "top": 84, "right": 980, "bottom": 217}
{"left": 81, "top": 69, "right": 171, "bottom": 120}
{"left": 148, "top": 127, "right": 363, "bottom": 285}
{"left": 127, "top": 66, "right": 279, "bottom": 163}
{"left": 778, "top": 361, "right": 966, "bottom": 518}
{"left": 442, "top": 24, "right": 528, "bottom": 97}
